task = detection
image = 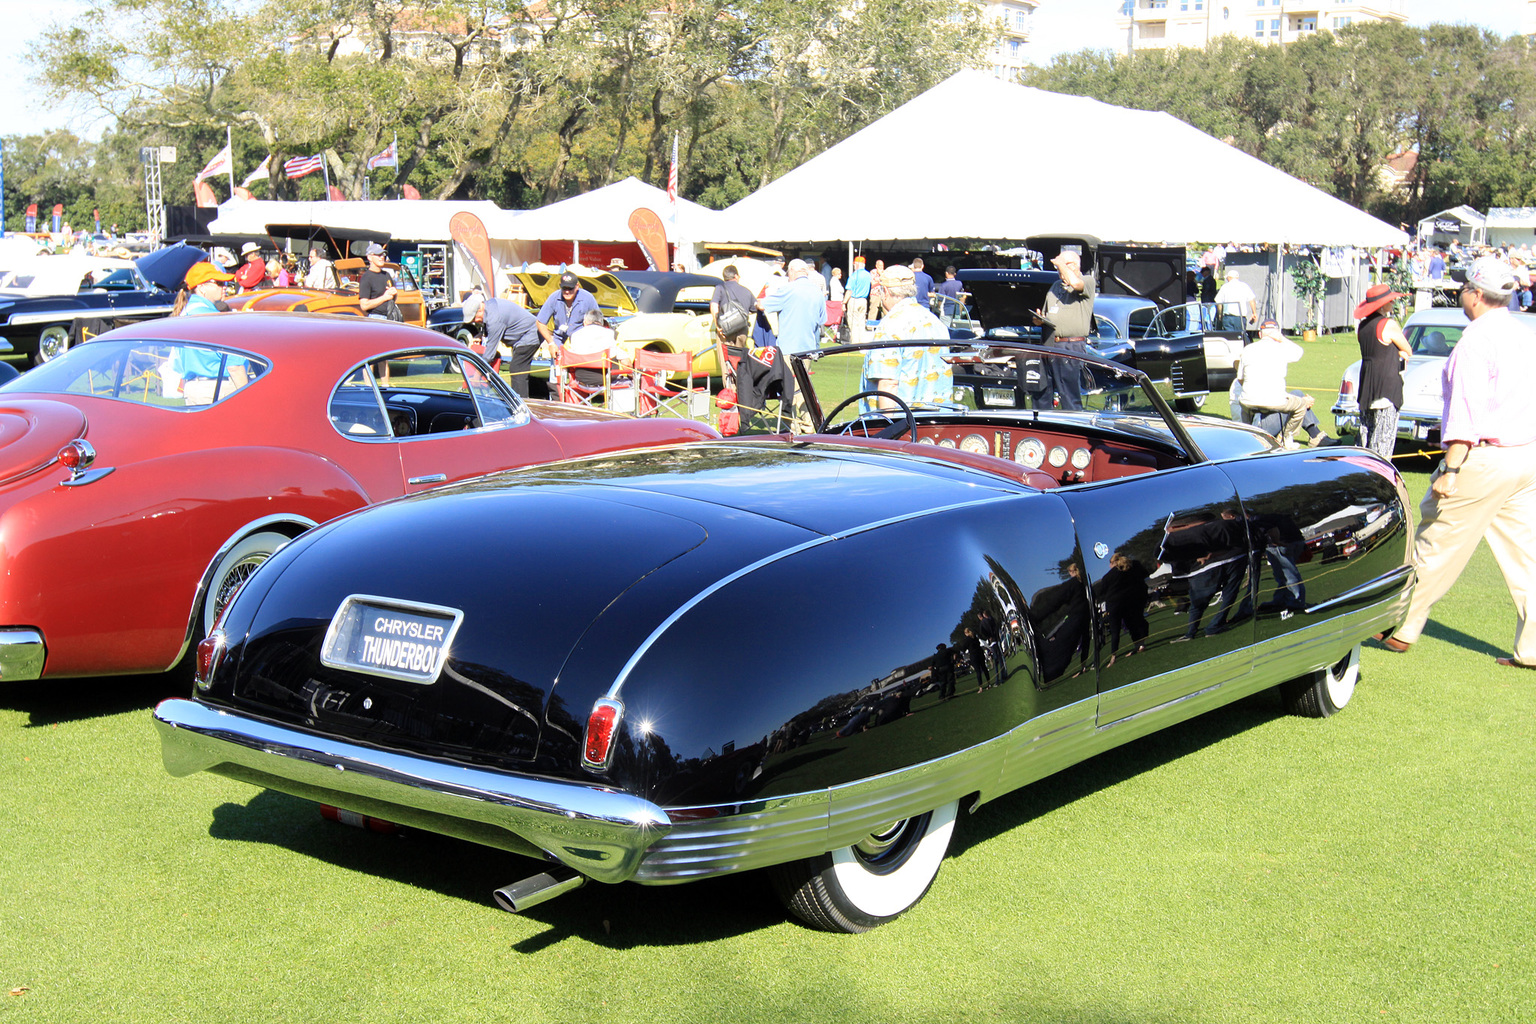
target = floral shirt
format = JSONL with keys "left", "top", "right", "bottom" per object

{"left": 863, "top": 299, "right": 953, "bottom": 408}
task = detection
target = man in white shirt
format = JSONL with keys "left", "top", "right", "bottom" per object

{"left": 1236, "top": 320, "right": 1312, "bottom": 446}
{"left": 1213, "top": 269, "right": 1257, "bottom": 334}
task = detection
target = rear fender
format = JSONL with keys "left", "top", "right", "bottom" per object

{"left": 4, "top": 446, "right": 373, "bottom": 677}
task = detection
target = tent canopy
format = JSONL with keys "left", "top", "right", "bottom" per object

{"left": 716, "top": 71, "right": 1406, "bottom": 248}
{"left": 210, "top": 199, "right": 518, "bottom": 241}
{"left": 505, "top": 176, "right": 722, "bottom": 243}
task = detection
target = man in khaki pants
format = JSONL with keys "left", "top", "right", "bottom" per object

{"left": 1380, "top": 257, "right": 1536, "bottom": 668}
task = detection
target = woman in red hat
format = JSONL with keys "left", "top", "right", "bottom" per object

{"left": 1352, "top": 283, "right": 1413, "bottom": 459}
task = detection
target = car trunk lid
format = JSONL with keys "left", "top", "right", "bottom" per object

{"left": 0, "top": 400, "right": 86, "bottom": 486}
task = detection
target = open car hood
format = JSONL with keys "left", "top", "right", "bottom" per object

{"left": 136, "top": 243, "right": 212, "bottom": 292}
{"left": 512, "top": 269, "right": 638, "bottom": 315}
{"left": 956, "top": 272, "right": 1055, "bottom": 332}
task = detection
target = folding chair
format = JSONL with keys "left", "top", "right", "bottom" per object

{"left": 553, "top": 345, "right": 617, "bottom": 407}
{"left": 632, "top": 349, "right": 707, "bottom": 419}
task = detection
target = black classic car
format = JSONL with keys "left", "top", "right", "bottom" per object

{"left": 0, "top": 243, "right": 207, "bottom": 365}
{"left": 154, "top": 341, "right": 1415, "bottom": 932}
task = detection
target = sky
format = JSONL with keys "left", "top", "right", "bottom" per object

{"left": 0, "top": 0, "right": 1531, "bottom": 140}
{"left": 1030, "top": 0, "right": 1531, "bottom": 61}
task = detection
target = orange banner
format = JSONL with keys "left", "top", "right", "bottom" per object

{"left": 628, "top": 208, "right": 668, "bottom": 271}
{"left": 449, "top": 212, "right": 495, "bottom": 292}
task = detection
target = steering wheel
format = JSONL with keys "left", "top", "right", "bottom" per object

{"left": 819, "top": 390, "right": 916, "bottom": 441}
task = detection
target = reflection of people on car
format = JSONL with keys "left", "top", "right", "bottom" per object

{"left": 1030, "top": 562, "right": 1092, "bottom": 680}
{"left": 1095, "top": 551, "right": 1150, "bottom": 664}
{"left": 1251, "top": 512, "right": 1308, "bottom": 615}
{"left": 932, "top": 643, "right": 956, "bottom": 700}
{"left": 1160, "top": 512, "right": 1248, "bottom": 640}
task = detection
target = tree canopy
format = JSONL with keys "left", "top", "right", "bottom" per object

{"left": 5, "top": 0, "right": 995, "bottom": 230}
{"left": 1022, "top": 21, "right": 1536, "bottom": 231}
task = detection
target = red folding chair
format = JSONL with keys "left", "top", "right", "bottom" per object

{"left": 632, "top": 348, "right": 706, "bottom": 419}
{"left": 553, "top": 345, "right": 617, "bottom": 407}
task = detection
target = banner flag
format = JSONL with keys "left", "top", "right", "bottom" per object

{"left": 196, "top": 142, "right": 232, "bottom": 182}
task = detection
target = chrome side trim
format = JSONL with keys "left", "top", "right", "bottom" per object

{"left": 170, "top": 515, "right": 321, "bottom": 671}
{"left": 1305, "top": 565, "right": 1415, "bottom": 616}
{"left": 153, "top": 699, "right": 670, "bottom": 884}
{"left": 604, "top": 491, "right": 1028, "bottom": 701}
{"left": 639, "top": 590, "right": 1411, "bottom": 883}
{"left": 0, "top": 629, "right": 46, "bottom": 681}
{"left": 9, "top": 305, "right": 175, "bottom": 327}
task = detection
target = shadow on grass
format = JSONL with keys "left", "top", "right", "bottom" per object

{"left": 1408, "top": 622, "right": 1505, "bottom": 659}
{"left": 952, "top": 687, "right": 1283, "bottom": 857}
{"left": 0, "top": 670, "right": 188, "bottom": 727}
{"left": 207, "top": 788, "right": 786, "bottom": 947}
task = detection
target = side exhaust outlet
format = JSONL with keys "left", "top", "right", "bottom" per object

{"left": 493, "top": 867, "right": 586, "bottom": 913}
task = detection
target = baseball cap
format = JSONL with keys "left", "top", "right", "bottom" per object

{"left": 185, "top": 262, "right": 234, "bottom": 289}
{"left": 461, "top": 291, "right": 485, "bottom": 323}
{"left": 365, "top": 242, "right": 386, "bottom": 257}
{"left": 1258, "top": 318, "right": 1280, "bottom": 331}
{"left": 559, "top": 271, "right": 580, "bottom": 290}
{"left": 1467, "top": 256, "right": 1517, "bottom": 298}
{"left": 881, "top": 264, "right": 915, "bottom": 284}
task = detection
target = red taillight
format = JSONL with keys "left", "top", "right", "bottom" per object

{"left": 1340, "top": 379, "right": 1354, "bottom": 398}
{"left": 582, "top": 699, "right": 624, "bottom": 770}
{"left": 57, "top": 439, "right": 95, "bottom": 478}
{"left": 195, "top": 631, "right": 225, "bottom": 690}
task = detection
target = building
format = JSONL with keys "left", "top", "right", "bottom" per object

{"left": 980, "top": 1, "right": 1039, "bottom": 80}
{"left": 1115, "top": 1, "right": 1407, "bottom": 53}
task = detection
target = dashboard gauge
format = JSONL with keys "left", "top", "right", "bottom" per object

{"left": 1014, "top": 437, "right": 1046, "bottom": 468}
{"left": 1071, "top": 447, "right": 1092, "bottom": 470}
{"left": 960, "top": 434, "right": 990, "bottom": 455}
{"left": 918, "top": 436, "right": 937, "bottom": 445}
{"left": 1047, "top": 446, "right": 1068, "bottom": 468}
{"left": 938, "top": 437, "right": 957, "bottom": 449}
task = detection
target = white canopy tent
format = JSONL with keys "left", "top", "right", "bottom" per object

{"left": 717, "top": 71, "right": 1407, "bottom": 248}
{"left": 506, "top": 176, "right": 724, "bottom": 250}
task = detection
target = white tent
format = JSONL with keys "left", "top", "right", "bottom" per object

{"left": 717, "top": 71, "right": 1406, "bottom": 247}
{"left": 209, "top": 198, "right": 522, "bottom": 242}
{"left": 506, "top": 176, "right": 724, "bottom": 243}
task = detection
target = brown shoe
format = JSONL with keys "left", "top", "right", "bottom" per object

{"left": 1495, "top": 656, "right": 1536, "bottom": 670}
{"left": 1374, "top": 632, "right": 1411, "bottom": 653}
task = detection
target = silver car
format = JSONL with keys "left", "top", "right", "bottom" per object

{"left": 1331, "top": 307, "right": 1536, "bottom": 444}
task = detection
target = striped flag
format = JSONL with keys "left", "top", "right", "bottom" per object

{"left": 283, "top": 154, "right": 325, "bottom": 179}
{"left": 667, "top": 133, "right": 678, "bottom": 204}
{"left": 196, "top": 142, "right": 232, "bottom": 183}
{"left": 368, "top": 136, "right": 398, "bottom": 170}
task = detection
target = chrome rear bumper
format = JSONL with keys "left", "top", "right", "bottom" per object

{"left": 0, "top": 630, "right": 45, "bottom": 681}
{"left": 152, "top": 699, "right": 671, "bottom": 884}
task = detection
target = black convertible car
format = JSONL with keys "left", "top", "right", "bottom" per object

{"left": 154, "top": 341, "right": 1414, "bottom": 932}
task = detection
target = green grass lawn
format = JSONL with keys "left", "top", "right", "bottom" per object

{"left": 3, "top": 334, "right": 1531, "bottom": 1023}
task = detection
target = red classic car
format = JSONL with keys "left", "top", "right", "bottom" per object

{"left": 0, "top": 312, "right": 716, "bottom": 681}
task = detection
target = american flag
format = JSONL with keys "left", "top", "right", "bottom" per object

{"left": 667, "top": 133, "right": 678, "bottom": 205}
{"left": 283, "top": 154, "right": 325, "bottom": 179}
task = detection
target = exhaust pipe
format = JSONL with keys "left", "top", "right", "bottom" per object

{"left": 493, "top": 867, "right": 586, "bottom": 913}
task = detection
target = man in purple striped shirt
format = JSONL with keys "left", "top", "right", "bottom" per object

{"left": 1382, "top": 257, "right": 1536, "bottom": 668}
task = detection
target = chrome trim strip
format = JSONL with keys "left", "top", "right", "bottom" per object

{"left": 60, "top": 466, "right": 115, "bottom": 487}
{"left": 1305, "top": 565, "right": 1415, "bottom": 616}
{"left": 153, "top": 699, "right": 670, "bottom": 884}
{"left": 0, "top": 629, "right": 46, "bottom": 682}
{"left": 603, "top": 490, "right": 1028, "bottom": 701}
{"left": 640, "top": 590, "right": 1411, "bottom": 883}
{"left": 171, "top": 515, "right": 321, "bottom": 671}
{"left": 9, "top": 305, "right": 175, "bottom": 327}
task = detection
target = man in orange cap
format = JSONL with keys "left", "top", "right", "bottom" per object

{"left": 846, "top": 255, "right": 871, "bottom": 344}
{"left": 179, "top": 261, "right": 235, "bottom": 316}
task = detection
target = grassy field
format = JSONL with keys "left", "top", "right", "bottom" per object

{"left": 3, "top": 334, "right": 1531, "bottom": 1023}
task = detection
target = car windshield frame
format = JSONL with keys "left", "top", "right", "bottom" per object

{"left": 787, "top": 338, "right": 1207, "bottom": 462}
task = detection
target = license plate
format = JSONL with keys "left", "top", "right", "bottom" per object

{"left": 320, "top": 595, "right": 464, "bottom": 685}
{"left": 982, "top": 388, "right": 1015, "bottom": 407}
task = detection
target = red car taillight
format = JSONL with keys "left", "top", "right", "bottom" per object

{"left": 1339, "top": 379, "right": 1354, "bottom": 399}
{"left": 582, "top": 699, "right": 624, "bottom": 771}
{"left": 195, "top": 631, "right": 226, "bottom": 691}
{"left": 57, "top": 439, "right": 96, "bottom": 481}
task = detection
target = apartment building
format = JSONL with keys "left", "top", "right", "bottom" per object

{"left": 982, "top": 0, "right": 1039, "bottom": 79}
{"left": 1114, "top": 0, "right": 1407, "bottom": 52}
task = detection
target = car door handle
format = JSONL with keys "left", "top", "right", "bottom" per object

{"left": 408, "top": 473, "right": 448, "bottom": 485}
